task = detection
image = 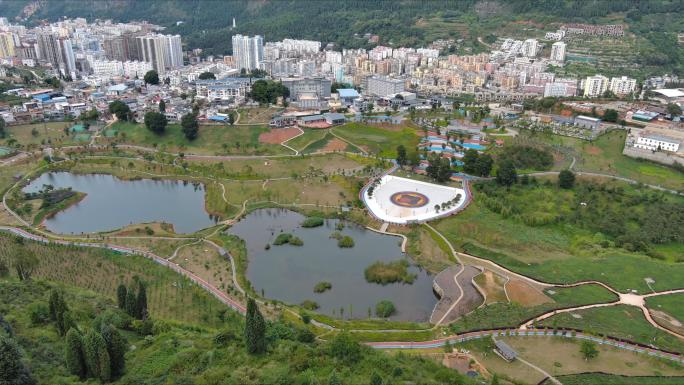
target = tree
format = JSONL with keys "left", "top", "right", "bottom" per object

{"left": 0, "top": 116, "right": 5, "bottom": 138}
{"left": 375, "top": 300, "right": 396, "bottom": 318}
{"left": 474, "top": 154, "right": 493, "bottom": 177}
{"left": 558, "top": 169, "right": 575, "bottom": 189}
{"left": 425, "top": 154, "right": 453, "bottom": 183}
{"left": 108, "top": 101, "right": 131, "bottom": 122}
{"left": 667, "top": 103, "right": 683, "bottom": 116}
{"left": 462, "top": 149, "right": 480, "bottom": 175}
{"left": 603, "top": 108, "right": 618, "bottom": 122}
{"left": 116, "top": 284, "right": 127, "bottom": 310}
{"left": 83, "top": 329, "right": 111, "bottom": 382}
{"left": 580, "top": 340, "right": 599, "bottom": 360}
{"left": 181, "top": 113, "right": 199, "bottom": 140}
{"left": 331, "top": 82, "right": 352, "bottom": 93}
{"left": 396, "top": 145, "right": 407, "bottom": 166}
{"left": 12, "top": 249, "right": 38, "bottom": 281}
{"left": 495, "top": 160, "right": 517, "bottom": 187}
{"left": 65, "top": 328, "right": 86, "bottom": 379}
{"left": 0, "top": 336, "right": 35, "bottom": 385}
{"left": 228, "top": 111, "right": 236, "bottom": 126}
{"left": 198, "top": 71, "right": 216, "bottom": 80}
{"left": 136, "top": 282, "right": 148, "bottom": 320}
{"left": 244, "top": 298, "right": 266, "bottom": 354}
{"left": 249, "top": 80, "right": 289, "bottom": 104}
{"left": 144, "top": 112, "right": 168, "bottom": 135}
{"left": 158, "top": 99, "right": 166, "bottom": 112}
{"left": 329, "top": 333, "right": 361, "bottom": 364}
{"left": 100, "top": 324, "right": 127, "bottom": 378}
{"left": 143, "top": 70, "right": 159, "bottom": 85}
{"left": 125, "top": 290, "right": 137, "bottom": 318}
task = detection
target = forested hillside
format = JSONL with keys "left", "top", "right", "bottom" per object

{"left": 1, "top": 0, "right": 682, "bottom": 62}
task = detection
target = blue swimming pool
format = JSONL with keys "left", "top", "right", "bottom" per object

{"left": 460, "top": 143, "right": 486, "bottom": 150}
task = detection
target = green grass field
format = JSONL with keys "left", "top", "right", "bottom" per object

{"left": 646, "top": 294, "right": 684, "bottom": 322}
{"left": 3, "top": 122, "right": 79, "bottom": 148}
{"left": 519, "top": 130, "right": 684, "bottom": 191}
{"left": 108, "top": 122, "right": 288, "bottom": 155}
{"left": 450, "top": 284, "right": 617, "bottom": 333}
{"left": 544, "top": 374, "right": 684, "bottom": 385}
{"left": 539, "top": 305, "right": 684, "bottom": 354}
{"left": 435, "top": 180, "right": 684, "bottom": 292}
{"left": 283, "top": 128, "right": 327, "bottom": 152}
{"left": 332, "top": 123, "right": 420, "bottom": 157}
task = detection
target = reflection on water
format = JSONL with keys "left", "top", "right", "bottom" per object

{"left": 23, "top": 172, "right": 217, "bottom": 234}
{"left": 229, "top": 208, "right": 437, "bottom": 322}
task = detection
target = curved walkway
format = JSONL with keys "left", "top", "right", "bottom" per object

{"left": 368, "top": 329, "right": 684, "bottom": 364}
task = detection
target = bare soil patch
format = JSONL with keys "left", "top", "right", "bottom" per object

{"left": 321, "top": 138, "right": 347, "bottom": 152}
{"left": 259, "top": 127, "right": 301, "bottom": 144}
{"left": 506, "top": 279, "right": 553, "bottom": 307}
{"left": 474, "top": 270, "right": 508, "bottom": 304}
{"left": 585, "top": 146, "right": 602, "bottom": 156}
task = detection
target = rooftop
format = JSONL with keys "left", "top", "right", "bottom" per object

{"left": 337, "top": 88, "right": 360, "bottom": 98}
{"left": 653, "top": 89, "right": 684, "bottom": 98}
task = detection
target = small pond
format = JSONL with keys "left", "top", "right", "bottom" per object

{"left": 229, "top": 208, "right": 438, "bottom": 322}
{"left": 22, "top": 172, "right": 217, "bottom": 234}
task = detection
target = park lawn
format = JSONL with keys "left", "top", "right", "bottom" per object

{"left": 646, "top": 294, "right": 684, "bottom": 324}
{"left": 187, "top": 153, "right": 367, "bottom": 179}
{"left": 450, "top": 284, "right": 617, "bottom": 333}
{"left": 0, "top": 233, "right": 227, "bottom": 327}
{"left": 546, "top": 374, "right": 684, "bottom": 385}
{"left": 436, "top": 180, "right": 684, "bottom": 292}
{"left": 332, "top": 122, "right": 420, "bottom": 157}
{"left": 283, "top": 128, "right": 327, "bottom": 152}
{"left": 539, "top": 305, "right": 684, "bottom": 354}
{"left": 3, "top": 122, "right": 81, "bottom": 148}
{"left": 476, "top": 336, "right": 684, "bottom": 385}
{"left": 519, "top": 130, "right": 684, "bottom": 191}
{"left": 109, "top": 121, "right": 288, "bottom": 155}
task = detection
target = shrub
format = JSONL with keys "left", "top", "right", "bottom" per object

{"left": 337, "top": 236, "right": 355, "bottom": 248}
{"left": 313, "top": 282, "right": 332, "bottom": 293}
{"left": 300, "top": 300, "right": 319, "bottom": 310}
{"left": 375, "top": 300, "right": 396, "bottom": 318}
{"left": 28, "top": 302, "right": 50, "bottom": 325}
{"left": 289, "top": 236, "right": 304, "bottom": 246}
{"left": 364, "top": 260, "right": 417, "bottom": 285}
{"left": 301, "top": 217, "right": 325, "bottom": 228}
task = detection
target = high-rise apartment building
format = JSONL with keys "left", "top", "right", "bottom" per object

{"left": 582, "top": 74, "right": 609, "bottom": 97}
{"left": 136, "top": 34, "right": 183, "bottom": 74}
{"left": 232, "top": 34, "right": 263, "bottom": 71}
{"left": 0, "top": 32, "right": 17, "bottom": 58}
{"left": 37, "top": 32, "right": 75, "bottom": 76}
{"left": 522, "top": 39, "right": 539, "bottom": 57}
{"left": 609, "top": 76, "right": 637, "bottom": 95}
{"left": 550, "top": 41, "right": 566, "bottom": 63}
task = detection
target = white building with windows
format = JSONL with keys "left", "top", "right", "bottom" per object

{"left": 635, "top": 133, "right": 680, "bottom": 152}
{"left": 522, "top": 39, "right": 539, "bottom": 57}
{"left": 609, "top": 76, "right": 637, "bottom": 96}
{"left": 550, "top": 41, "right": 566, "bottom": 63}
{"left": 582, "top": 74, "right": 609, "bottom": 97}
{"left": 232, "top": 34, "right": 263, "bottom": 71}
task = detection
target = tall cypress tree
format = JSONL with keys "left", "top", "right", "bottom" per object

{"left": 116, "top": 284, "right": 127, "bottom": 310}
{"left": 136, "top": 282, "right": 148, "bottom": 320}
{"left": 100, "top": 324, "right": 127, "bottom": 378}
{"left": 58, "top": 311, "right": 77, "bottom": 337}
{"left": 83, "top": 329, "right": 111, "bottom": 382}
{"left": 65, "top": 328, "right": 86, "bottom": 379}
{"left": 244, "top": 298, "right": 266, "bottom": 354}
{"left": 125, "top": 290, "right": 137, "bottom": 318}
{"left": 0, "top": 336, "right": 35, "bottom": 385}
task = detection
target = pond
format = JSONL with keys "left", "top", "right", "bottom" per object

{"left": 229, "top": 208, "right": 438, "bottom": 322}
{"left": 22, "top": 172, "right": 217, "bottom": 234}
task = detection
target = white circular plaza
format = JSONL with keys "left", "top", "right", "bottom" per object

{"left": 363, "top": 175, "right": 467, "bottom": 224}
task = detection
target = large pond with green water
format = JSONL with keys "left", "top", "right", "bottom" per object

{"left": 22, "top": 172, "right": 218, "bottom": 234}
{"left": 229, "top": 208, "right": 438, "bottom": 322}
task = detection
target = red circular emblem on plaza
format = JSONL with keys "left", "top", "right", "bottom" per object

{"left": 390, "top": 192, "right": 430, "bottom": 208}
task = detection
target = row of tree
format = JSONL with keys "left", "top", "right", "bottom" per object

{"left": 116, "top": 282, "right": 148, "bottom": 320}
